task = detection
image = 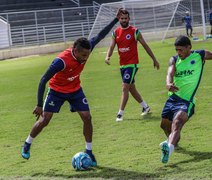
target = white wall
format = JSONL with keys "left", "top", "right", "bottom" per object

{"left": 0, "top": 43, "right": 70, "bottom": 60}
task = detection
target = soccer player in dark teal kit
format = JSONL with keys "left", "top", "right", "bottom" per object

{"left": 160, "top": 35, "right": 212, "bottom": 163}
{"left": 21, "top": 8, "right": 124, "bottom": 166}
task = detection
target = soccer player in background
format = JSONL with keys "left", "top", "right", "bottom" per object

{"left": 21, "top": 8, "right": 124, "bottom": 166}
{"left": 105, "top": 9, "right": 160, "bottom": 122}
{"left": 182, "top": 11, "right": 193, "bottom": 37}
{"left": 160, "top": 35, "right": 212, "bottom": 164}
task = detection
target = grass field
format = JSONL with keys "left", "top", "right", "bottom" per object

{"left": 0, "top": 38, "right": 212, "bottom": 179}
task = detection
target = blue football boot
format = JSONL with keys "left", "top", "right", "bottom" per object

{"left": 21, "top": 142, "right": 31, "bottom": 160}
{"left": 84, "top": 149, "right": 97, "bottom": 167}
{"left": 160, "top": 141, "right": 170, "bottom": 163}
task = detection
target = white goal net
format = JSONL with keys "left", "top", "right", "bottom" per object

{"left": 89, "top": 0, "right": 210, "bottom": 46}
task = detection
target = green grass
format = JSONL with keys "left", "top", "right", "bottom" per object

{"left": 0, "top": 38, "right": 212, "bottom": 179}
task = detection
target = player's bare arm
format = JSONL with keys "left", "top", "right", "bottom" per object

{"left": 105, "top": 38, "right": 116, "bottom": 65}
{"left": 166, "top": 57, "right": 179, "bottom": 92}
{"left": 138, "top": 33, "right": 160, "bottom": 69}
{"left": 204, "top": 50, "right": 212, "bottom": 60}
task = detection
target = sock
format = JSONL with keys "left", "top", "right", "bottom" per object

{"left": 163, "top": 139, "right": 169, "bottom": 144}
{"left": 140, "top": 101, "right": 148, "bottom": 108}
{"left": 168, "top": 143, "right": 175, "bottom": 157}
{"left": 118, "top": 110, "right": 124, "bottom": 116}
{"left": 26, "top": 135, "right": 34, "bottom": 144}
{"left": 86, "top": 142, "right": 92, "bottom": 151}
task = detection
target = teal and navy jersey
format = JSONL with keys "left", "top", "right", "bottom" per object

{"left": 183, "top": 15, "right": 192, "bottom": 27}
{"left": 209, "top": 11, "right": 212, "bottom": 21}
{"left": 209, "top": 11, "right": 212, "bottom": 24}
{"left": 169, "top": 50, "right": 205, "bottom": 103}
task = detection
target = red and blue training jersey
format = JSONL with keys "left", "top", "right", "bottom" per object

{"left": 113, "top": 25, "right": 140, "bottom": 66}
{"left": 37, "top": 17, "right": 119, "bottom": 107}
{"left": 49, "top": 49, "right": 85, "bottom": 93}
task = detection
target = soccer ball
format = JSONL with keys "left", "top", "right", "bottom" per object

{"left": 72, "top": 152, "right": 92, "bottom": 170}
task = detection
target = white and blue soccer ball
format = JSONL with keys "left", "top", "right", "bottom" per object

{"left": 72, "top": 152, "right": 92, "bottom": 170}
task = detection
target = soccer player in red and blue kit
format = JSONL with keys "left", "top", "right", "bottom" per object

{"left": 21, "top": 8, "right": 124, "bottom": 166}
{"left": 105, "top": 9, "right": 160, "bottom": 122}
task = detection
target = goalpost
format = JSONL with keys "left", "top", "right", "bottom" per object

{"left": 89, "top": 0, "right": 209, "bottom": 46}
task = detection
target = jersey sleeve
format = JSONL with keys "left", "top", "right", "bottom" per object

{"left": 89, "top": 18, "right": 119, "bottom": 51}
{"left": 135, "top": 29, "right": 141, "bottom": 41}
{"left": 37, "top": 58, "right": 64, "bottom": 107}
{"left": 194, "top": 50, "right": 205, "bottom": 60}
{"left": 112, "top": 30, "right": 116, "bottom": 39}
{"left": 172, "top": 55, "right": 178, "bottom": 63}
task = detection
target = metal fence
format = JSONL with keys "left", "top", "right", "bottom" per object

{"left": 0, "top": 0, "right": 211, "bottom": 49}
{"left": 0, "top": 5, "right": 100, "bottom": 49}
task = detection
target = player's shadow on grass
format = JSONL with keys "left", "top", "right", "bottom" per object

{"left": 32, "top": 166, "right": 160, "bottom": 179}
{"left": 169, "top": 146, "right": 212, "bottom": 166}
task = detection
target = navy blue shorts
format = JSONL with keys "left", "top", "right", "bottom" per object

{"left": 186, "top": 24, "right": 192, "bottom": 30}
{"left": 43, "top": 88, "right": 89, "bottom": 113}
{"left": 161, "top": 94, "right": 195, "bottom": 121}
{"left": 120, "top": 64, "right": 138, "bottom": 84}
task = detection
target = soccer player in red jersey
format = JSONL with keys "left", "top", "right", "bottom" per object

{"left": 105, "top": 9, "right": 160, "bottom": 122}
{"left": 21, "top": 8, "right": 124, "bottom": 166}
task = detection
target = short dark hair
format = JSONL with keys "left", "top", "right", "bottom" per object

{"left": 174, "top": 35, "right": 191, "bottom": 46}
{"left": 73, "top": 37, "right": 91, "bottom": 51}
{"left": 121, "top": 9, "right": 130, "bottom": 18}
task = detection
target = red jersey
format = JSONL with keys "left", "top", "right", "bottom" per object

{"left": 113, "top": 26, "right": 139, "bottom": 66}
{"left": 49, "top": 48, "right": 85, "bottom": 93}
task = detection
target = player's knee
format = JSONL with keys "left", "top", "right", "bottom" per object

{"left": 39, "top": 118, "right": 50, "bottom": 127}
{"left": 81, "top": 113, "right": 92, "bottom": 123}
{"left": 160, "top": 119, "right": 169, "bottom": 130}
{"left": 122, "top": 84, "right": 130, "bottom": 92}
{"left": 172, "top": 119, "right": 183, "bottom": 131}
{"left": 160, "top": 121, "right": 167, "bottom": 130}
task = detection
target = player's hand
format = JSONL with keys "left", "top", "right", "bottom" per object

{"left": 116, "top": 8, "right": 124, "bottom": 19}
{"left": 153, "top": 60, "right": 160, "bottom": 70}
{"left": 33, "top": 106, "right": 43, "bottom": 121}
{"left": 167, "top": 83, "right": 179, "bottom": 92}
{"left": 105, "top": 57, "right": 111, "bottom": 65}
